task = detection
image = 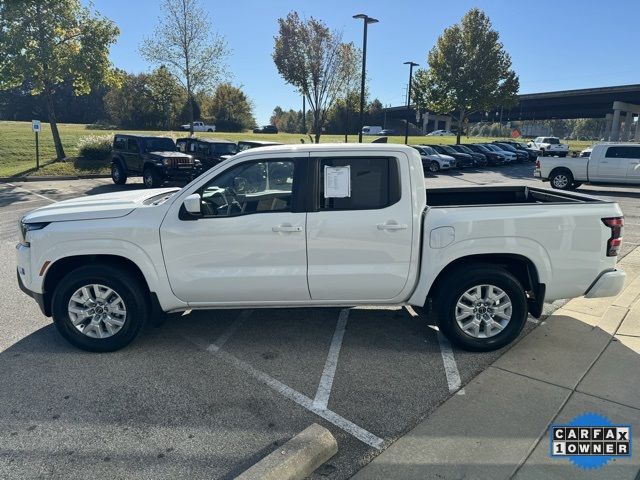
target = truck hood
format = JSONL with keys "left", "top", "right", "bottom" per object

{"left": 23, "top": 188, "right": 180, "bottom": 223}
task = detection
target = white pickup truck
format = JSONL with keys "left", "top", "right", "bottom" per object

{"left": 180, "top": 121, "right": 215, "bottom": 132}
{"left": 17, "top": 144, "right": 626, "bottom": 353}
{"left": 535, "top": 143, "right": 640, "bottom": 190}
{"left": 528, "top": 136, "right": 569, "bottom": 157}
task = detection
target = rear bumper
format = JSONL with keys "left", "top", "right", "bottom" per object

{"left": 584, "top": 269, "right": 626, "bottom": 298}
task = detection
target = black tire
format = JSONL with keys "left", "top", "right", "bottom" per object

{"left": 207, "top": 128, "right": 213, "bottom": 132}
{"left": 559, "top": 152, "right": 567, "bottom": 158}
{"left": 51, "top": 265, "right": 149, "bottom": 352}
{"left": 432, "top": 265, "right": 528, "bottom": 351}
{"left": 540, "top": 149, "right": 545, "bottom": 157}
{"left": 111, "top": 161, "right": 127, "bottom": 185}
{"left": 428, "top": 160, "right": 440, "bottom": 173}
{"left": 572, "top": 182, "right": 583, "bottom": 189}
{"left": 143, "top": 167, "right": 162, "bottom": 188}
{"left": 550, "top": 169, "right": 575, "bottom": 190}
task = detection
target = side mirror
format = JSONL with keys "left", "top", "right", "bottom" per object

{"left": 183, "top": 193, "right": 201, "bottom": 215}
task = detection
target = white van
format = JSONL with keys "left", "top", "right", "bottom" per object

{"left": 362, "top": 126, "right": 383, "bottom": 136}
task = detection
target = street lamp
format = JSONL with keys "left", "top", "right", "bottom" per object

{"left": 403, "top": 61, "right": 418, "bottom": 145}
{"left": 353, "top": 13, "right": 378, "bottom": 143}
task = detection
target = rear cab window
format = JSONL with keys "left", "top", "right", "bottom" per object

{"left": 605, "top": 146, "right": 640, "bottom": 159}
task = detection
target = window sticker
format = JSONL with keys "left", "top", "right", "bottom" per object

{"left": 324, "top": 165, "right": 351, "bottom": 198}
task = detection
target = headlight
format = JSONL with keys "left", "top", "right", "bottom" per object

{"left": 19, "top": 219, "right": 49, "bottom": 246}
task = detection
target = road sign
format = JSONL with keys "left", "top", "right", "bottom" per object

{"left": 31, "top": 120, "right": 41, "bottom": 133}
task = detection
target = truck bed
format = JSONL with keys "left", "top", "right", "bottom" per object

{"left": 426, "top": 185, "right": 607, "bottom": 207}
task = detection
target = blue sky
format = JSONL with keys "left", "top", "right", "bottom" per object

{"left": 87, "top": 0, "right": 640, "bottom": 124}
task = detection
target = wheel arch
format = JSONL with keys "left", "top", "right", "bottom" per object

{"left": 419, "top": 253, "right": 546, "bottom": 318}
{"left": 42, "top": 255, "right": 151, "bottom": 317}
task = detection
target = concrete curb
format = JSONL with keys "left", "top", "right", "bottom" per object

{"left": 0, "top": 175, "right": 111, "bottom": 182}
{"left": 236, "top": 423, "right": 337, "bottom": 480}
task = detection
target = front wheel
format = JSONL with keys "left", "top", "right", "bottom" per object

{"left": 429, "top": 160, "right": 440, "bottom": 173}
{"left": 432, "top": 265, "right": 528, "bottom": 351}
{"left": 111, "top": 162, "right": 127, "bottom": 185}
{"left": 550, "top": 170, "right": 575, "bottom": 190}
{"left": 143, "top": 167, "right": 162, "bottom": 188}
{"left": 51, "top": 265, "right": 149, "bottom": 352}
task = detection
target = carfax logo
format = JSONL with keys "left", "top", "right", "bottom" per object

{"left": 550, "top": 412, "right": 632, "bottom": 469}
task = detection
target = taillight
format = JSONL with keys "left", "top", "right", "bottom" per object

{"left": 602, "top": 217, "right": 624, "bottom": 257}
{"left": 535, "top": 159, "right": 540, "bottom": 168}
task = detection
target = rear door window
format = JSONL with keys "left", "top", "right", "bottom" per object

{"left": 606, "top": 146, "right": 640, "bottom": 159}
{"left": 319, "top": 157, "right": 400, "bottom": 210}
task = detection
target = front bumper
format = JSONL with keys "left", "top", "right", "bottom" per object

{"left": 17, "top": 268, "right": 48, "bottom": 316}
{"left": 584, "top": 269, "right": 626, "bottom": 298}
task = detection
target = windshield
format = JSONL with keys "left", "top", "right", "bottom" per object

{"left": 456, "top": 145, "right": 472, "bottom": 153}
{"left": 422, "top": 146, "right": 436, "bottom": 155}
{"left": 544, "top": 138, "right": 560, "bottom": 144}
{"left": 497, "top": 143, "right": 516, "bottom": 152}
{"left": 212, "top": 143, "right": 238, "bottom": 155}
{"left": 473, "top": 144, "right": 490, "bottom": 152}
{"left": 440, "top": 146, "right": 458, "bottom": 155}
{"left": 145, "top": 137, "right": 176, "bottom": 152}
{"left": 484, "top": 144, "right": 500, "bottom": 151}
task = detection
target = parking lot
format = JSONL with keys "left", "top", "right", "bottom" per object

{"left": 1, "top": 164, "right": 640, "bottom": 479}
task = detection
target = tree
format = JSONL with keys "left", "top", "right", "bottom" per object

{"left": 207, "top": 83, "right": 256, "bottom": 132}
{"left": 412, "top": 9, "right": 519, "bottom": 144}
{"left": 147, "top": 66, "right": 186, "bottom": 129}
{"left": 273, "top": 11, "right": 358, "bottom": 143}
{"left": 140, "top": 0, "right": 229, "bottom": 136}
{"left": 0, "top": 0, "right": 119, "bottom": 159}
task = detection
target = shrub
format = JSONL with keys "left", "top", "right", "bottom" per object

{"left": 77, "top": 135, "right": 113, "bottom": 160}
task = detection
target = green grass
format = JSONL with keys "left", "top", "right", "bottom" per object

{"left": 0, "top": 121, "right": 594, "bottom": 177}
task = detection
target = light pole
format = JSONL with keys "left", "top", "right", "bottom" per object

{"left": 353, "top": 13, "right": 378, "bottom": 143}
{"left": 403, "top": 61, "right": 418, "bottom": 145}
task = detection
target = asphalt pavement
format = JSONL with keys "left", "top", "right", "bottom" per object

{"left": 0, "top": 164, "right": 639, "bottom": 479}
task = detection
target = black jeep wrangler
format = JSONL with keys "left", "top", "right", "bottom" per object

{"left": 176, "top": 137, "right": 238, "bottom": 171}
{"left": 111, "top": 134, "right": 200, "bottom": 188}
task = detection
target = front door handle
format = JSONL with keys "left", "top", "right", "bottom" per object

{"left": 272, "top": 224, "right": 303, "bottom": 233}
{"left": 377, "top": 222, "right": 408, "bottom": 231}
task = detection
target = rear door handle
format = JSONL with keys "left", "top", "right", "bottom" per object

{"left": 377, "top": 222, "right": 408, "bottom": 231}
{"left": 272, "top": 224, "right": 303, "bottom": 233}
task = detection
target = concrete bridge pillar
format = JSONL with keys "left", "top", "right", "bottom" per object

{"left": 604, "top": 113, "right": 613, "bottom": 140}
{"left": 622, "top": 111, "right": 634, "bottom": 141}
{"left": 610, "top": 109, "right": 622, "bottom": 141}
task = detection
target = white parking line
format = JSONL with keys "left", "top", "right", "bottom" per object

{"left": 183, "top": 309, "right": 385, "bottom": 450}
{"left": 408, "top": 306, "right": 465, "bottom": 395}
{"left": 436, "top": 331, "right": 465, "bottom": 395}
{"left": 5, "top": 183, "right": 56, "bottom": 203}
{"left": 313, "top": 308, "right": 349, "bottom": 410}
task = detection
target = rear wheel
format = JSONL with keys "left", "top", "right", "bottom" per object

{"left": 111, "top": 162, "right": 127, "bottom": 185}
{"left": 432, "top": 265, "right": 528, "bottom": 351}
{"left": 550, "top": 169, "right": 574, "bottom": 190}
{"left": 51, "top": 265, "right": 148, "bottom": 352}
{"left": 143, "top": 167, "right": 162, "bottom": 188}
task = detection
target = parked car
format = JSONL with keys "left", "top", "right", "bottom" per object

{"left": 253, "top": 125, "right": 279, "bottom": 134}
{"left": 499, "top": 140, "right": 541, "bottom": 161}
{"left": 450, "top": 144, "right": 487, "bottom": 167}
{"left": 179, "top": 121, "right": 215, "bottom": 132}
{"left": 18, "top": 144, "right": 626, "bottom": 355}
{"left": 482, "top": 143, "right": 517, "bottom": 163}
{"left": 176, "top": 138, "right": 238, "bottom": 171}
{"left": 428, "top": 144, "right": 474, "bottom": 168}
{"left": 466, "top": 144, "right": 506, "bottom": 166}
{"left": 380, "top": 129, "right": 395, "bottom": 136}
{"left": 427, "top": 130, "right": 454, "bottom": 136}
{"left": 362, "top": 125, "right": 383, "bottom": 136}
{"left": 535, "top": 143, "right": 640, "bottom": 190}
{"left": 493, "top": 142, "right": 528, "bottom": 163}
{"left": 528, "top": 137, "right": 569, "bottom": 157}
{"left": 110, "top": 134, "right": 199, "bottom": 188}
{"left": 411, "top": 145, "right": 454, "bottom": 173}
{"left": 237, "top": 140, "right": 283, "bottom": 152}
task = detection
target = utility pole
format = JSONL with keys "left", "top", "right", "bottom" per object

{"left": 403, "top": 61, "right": 418, "bottom": 145}
{"left": 353, "top": 14, "right": 379, "bottom": 143}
